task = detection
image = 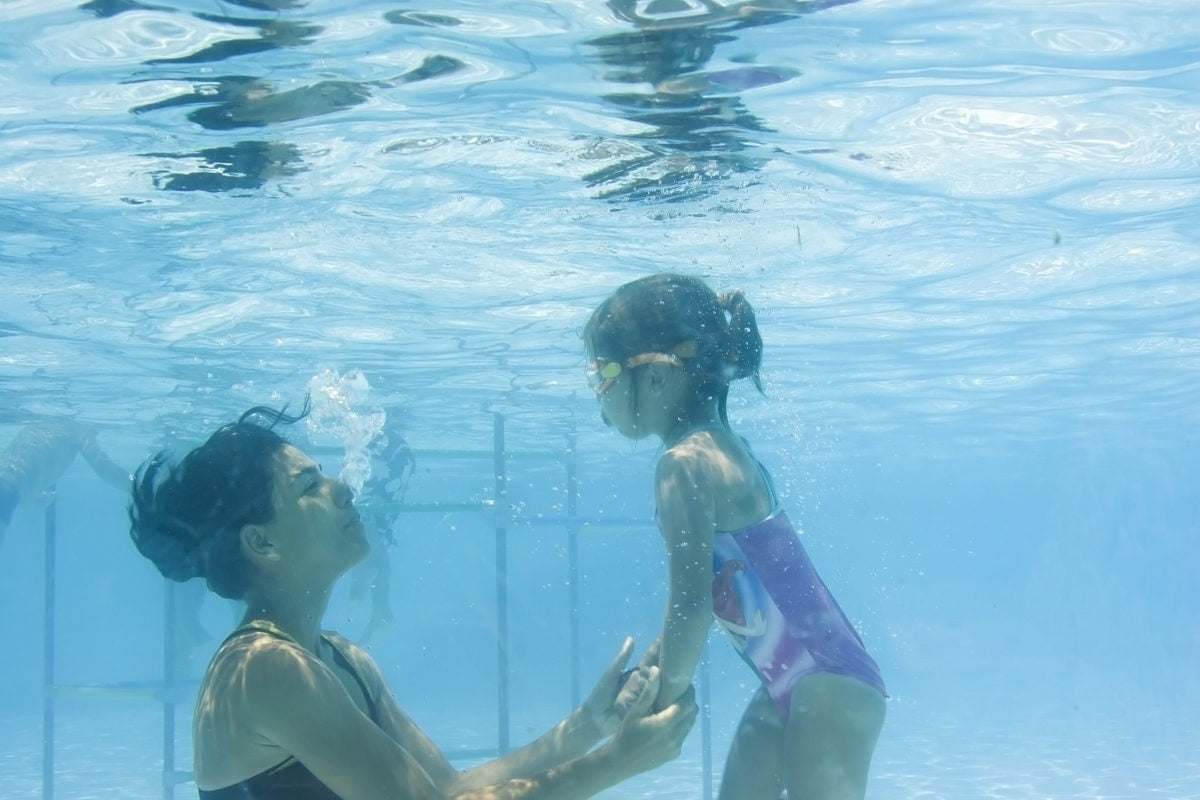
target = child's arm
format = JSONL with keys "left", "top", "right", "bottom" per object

{"left": 652, "top": 448, "right": 716, "bottom": 710}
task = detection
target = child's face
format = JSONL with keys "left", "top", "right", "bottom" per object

{"left": 586, "top": 355, "right": 647, "bottom": 440}
{"left": 596, "top": 365, "right": 640, "bottom": 438}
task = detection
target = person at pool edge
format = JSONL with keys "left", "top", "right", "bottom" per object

{"left": 584, "top": 273, "right": 886, "bottom": 800}
{"left": 129, "top": 402, "right": 697, "bottom": 800}
{"left": 1, "top": 418, "right": 131, "bottom": 549}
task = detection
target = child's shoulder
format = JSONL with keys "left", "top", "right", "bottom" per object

{"left": 657, "top": 427, "right": 747, "bottom": 478}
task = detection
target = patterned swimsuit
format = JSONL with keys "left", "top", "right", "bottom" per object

{"left": 708, "top": 498, "right": 885, "bottom": 716}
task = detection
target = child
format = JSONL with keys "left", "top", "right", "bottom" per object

{"left": 583, "top": 273, "right": 886, "bottom": 800}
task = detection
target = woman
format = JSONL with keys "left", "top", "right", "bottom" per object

{"left": 583, "top": 274, "right": 886, "bottom": 800}
{"left": 129, "top": 403, "right": 695, "bottom": 800}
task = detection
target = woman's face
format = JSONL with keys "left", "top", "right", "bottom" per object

{"left": 261, "top": 444, "right": 370, "bottom": 577}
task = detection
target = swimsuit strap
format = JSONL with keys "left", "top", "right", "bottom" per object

{"left": 228, "top": 618, "right": 299, "bottom": 645}
{"left": 223, "top": 621, "right": 380, "bottom": 723}
{"left": 665, "top": 423, "right": 782, "bottom": 519}
{"left": 750, "top": 452, "right": 781, "bottom": 510}
{"left": 675, "top": 423, "right": 781, "bottom": 508}
{"left": 726, "top": 429, "right": 781, "bottom": 511}
{"left": 321, "top": 635, "right": 381, "bottom": 723}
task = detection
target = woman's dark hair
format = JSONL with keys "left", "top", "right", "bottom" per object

{"left": 129, "top": 401, "right": 309, "bottom": 600}
{"left": 584, "top": 273, "right": 763, "bottom": 426}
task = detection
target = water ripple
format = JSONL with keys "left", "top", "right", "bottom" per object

{"left": 384, "top": 8, "right": 573, "bottom": 38}
{"left": 33, "top": 11, "right": 250, "bottom": 67}
{"left": 1029, "top": 26, "right": 1136, "bottom": 56}
{"left": 0, "top": 0, "right": 1196, "bottom": 455}
{"left": 1050, "top": 178, "right": 1200, "bottom": 214}
{"left": 865, "top": 87, "right": 1199, "bottom": 197}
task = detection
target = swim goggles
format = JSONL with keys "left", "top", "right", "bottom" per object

{"left": 586, "top": 340, "right": 697, "bottom": 396}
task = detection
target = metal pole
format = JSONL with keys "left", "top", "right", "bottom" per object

{"left": 699, "top": 646, "right": 713, "bottom": 800}
{"left": 492, "top": 413, "right": 510, "bottom": 753}
{"left": 162, "top": 580, "right": 177, "bottom": 800}
{"left": 42, "top": 493, "right": 57, "bottom": 800}
{"left": 565, "top": 431, "right": 581, "bottom": 707}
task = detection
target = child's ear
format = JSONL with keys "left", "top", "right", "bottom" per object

{"left": 645, "top": 362, "right": 671, "bottom": 393}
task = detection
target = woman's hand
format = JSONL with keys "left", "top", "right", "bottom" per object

{"left": 580, "top": 636, "right": 670, "bottom": 737}
{"left": 580, "top": 636, "right": 637, "bottom": 737}
{"left": 603, "top": 667, "right": 697, "bottom": 779}
{"left": 635, "top": 637, "right": 660, "bottom": 670}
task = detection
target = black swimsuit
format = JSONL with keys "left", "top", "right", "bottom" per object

{"left": 197, "top": 622, "right": 382, "bottom": 800}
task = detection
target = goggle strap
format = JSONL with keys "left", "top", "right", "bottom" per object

{"left": 625, "top": 340, "right": 697, "bottom": 369}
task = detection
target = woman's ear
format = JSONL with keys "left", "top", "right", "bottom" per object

{"left": 241, "top": 523, "right": 280, "bottom": 563}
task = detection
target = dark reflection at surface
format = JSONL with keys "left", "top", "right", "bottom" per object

{"left": 82, "top": 0, "right": 306, "bottom": 17}
{"left": 219, "top": 0, "right": 310, "bottom": 9}
{"left": 584, "top": 0, "right": 855, "bottom": 203}
{"left": 131, "top": 53, "right": 462, "bottom": 130}
{"left": 383, "top": 9, "right": 463, "bottom": 27}
{"left": 81, "top": 0, "right": 168, "bottom": 17}
{"left": 144, "top": 20, "right": 321, "bottom": 66}
{"left": 121, "top": 0, "right": 463, "bottom": 192}
{"left": 132, "top": 76, "right": 373, "bottom": 130}
{"left": 390, "top": 54, "right": 466, "bottom": 84}
{"left": 145, "top": 141, "right": 305, "bottom": 193}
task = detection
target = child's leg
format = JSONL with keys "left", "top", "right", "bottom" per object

{"left": 717, "top": 687, "right": 786, "bottom": 800}
{"left": 783, "top": 673, "right": 886, "bottom": 800}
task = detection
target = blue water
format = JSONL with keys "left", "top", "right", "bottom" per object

{"left": 1, "top": 0, "right": 1198, "bottom": 798}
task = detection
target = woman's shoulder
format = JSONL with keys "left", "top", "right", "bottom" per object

{"left": 207, "top": 628, "right": 311, "bottom": 684}
{"left": 207, "top": 629, "right": 375, "bottom": 722}
{"left": 321, "top": 630, "right": 371, "bottom": 663}
{"left": 321, "top": 631, "right": 388, "bottom": 688}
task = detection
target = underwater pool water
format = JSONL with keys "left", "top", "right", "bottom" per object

{"left": 1, "top": 0, "right": 1198, "bottom": 797}
{"left": 1, "top": 693, "right": 1198, "bottom": 798}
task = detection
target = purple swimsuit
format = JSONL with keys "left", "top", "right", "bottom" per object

{"left": 711, "top": 510, "right": 886, "bottom": 716}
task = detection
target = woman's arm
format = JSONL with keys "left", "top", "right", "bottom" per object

{"left": 239, "top": 639, "right": 445, "bottom": 800}
{"left": 244, "top": 640, "right": 696, "bottom": 800}
{"left": 652, "top": 447, "right": 717, "bottom": 710}
{"left": 449, "top": 636, "right": 666, "bottom": 791}
{"left": 357, "top": 636, "right": 648, "bottom": 792}
{"left": 451, "top": 674, "right": 697, "bottom": 800}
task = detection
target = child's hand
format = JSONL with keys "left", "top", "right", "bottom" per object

{"left": 583, "top": 636, "right": 674, "bottom": 736}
